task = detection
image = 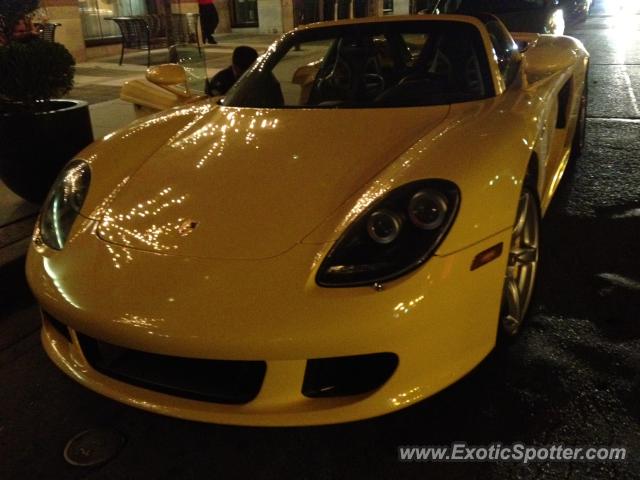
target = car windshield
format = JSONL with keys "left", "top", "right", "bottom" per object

{"left": 222, "top": 20, "right": 493, "bottom": 109}
{"left": 454, "top": 0, "right": 545, "bottom": 13}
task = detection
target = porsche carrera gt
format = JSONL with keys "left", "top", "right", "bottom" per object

{"left": 27, "top": 14, "right": 589, "bottom": 425}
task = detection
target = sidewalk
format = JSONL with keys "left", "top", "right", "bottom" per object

{"left": 70, "top": 32, "right": 279, "bottom": 138}
{"left": 0, "top": 33, "right": 278, "bottom": 270}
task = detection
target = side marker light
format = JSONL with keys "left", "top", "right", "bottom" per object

{"left": 471, "top": 243, "right": 504, "bottom": 271}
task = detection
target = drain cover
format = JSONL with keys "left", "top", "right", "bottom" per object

{"left": 63, "top": 428, "right": 125, "bottom": 467}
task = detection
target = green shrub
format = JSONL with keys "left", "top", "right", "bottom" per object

{"left": 0, "top": 38, "right": 75, "bottom": 106}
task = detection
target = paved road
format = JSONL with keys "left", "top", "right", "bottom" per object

{"left": 1, "top": 3, "right": 639, "bottom": 479}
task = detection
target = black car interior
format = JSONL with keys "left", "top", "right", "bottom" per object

{"left": 224, "top": 21, "right": 495, "bottom": 109}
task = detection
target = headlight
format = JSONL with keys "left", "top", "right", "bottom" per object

{"left": 39, "top": 160, "right": 91, "bottom": 250}
{"left": 408, "top": 188, "right": 449, "bottom": 230}
{"left": 367, "top": 210, "right": 403, "bottom": 244}
{"left": 317, "top": 180, "right": 460, "bottom": 287}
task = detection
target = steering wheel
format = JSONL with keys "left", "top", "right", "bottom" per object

{"left": 362, "top": 73, "right": 385, "bottom": 99}
{"left": 322, "top": 58, "right": 352, "bottom": 92}
{"left": 308, "top": 53, "right": 352, "bottom": 104}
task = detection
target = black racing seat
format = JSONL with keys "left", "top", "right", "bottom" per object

{"left": 385, "top": 31, "right": 485, "bottom": 103}
{"left": 309, "top": 36, "right": 385, "bottom": 105}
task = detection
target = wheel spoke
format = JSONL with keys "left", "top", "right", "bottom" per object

{"left": 502, "top": 276, "right": 522, "bottom": 334}
{"left": 512, "top": 194, "right": 529, "bottom": 237}
{"left": 503, "top": 314, "right": 519, "bottom": 333}
{"left": 509, "top": 245, "right": 538, "bottom": 266}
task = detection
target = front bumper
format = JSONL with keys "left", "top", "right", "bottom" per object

{"left": 29, "top": 228, "right": 511, "bottom": 426}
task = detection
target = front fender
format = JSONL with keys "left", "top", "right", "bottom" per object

{"left": 305, "top": 96, "right": 538, "bottom": 256}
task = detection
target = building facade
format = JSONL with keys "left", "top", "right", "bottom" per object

{"left": 38, "top": 0, "right": 422, "bottom": 62}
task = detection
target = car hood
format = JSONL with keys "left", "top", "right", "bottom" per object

{"left": 96, "top": 106, "right": 449, "bottom": 259}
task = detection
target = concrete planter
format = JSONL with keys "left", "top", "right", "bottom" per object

{"left": 0, "top": 99, "right": 94, "bottom": 204}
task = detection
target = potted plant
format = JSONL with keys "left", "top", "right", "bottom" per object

{"left": 0, "top": 0, "right": 93, "bottom": 203}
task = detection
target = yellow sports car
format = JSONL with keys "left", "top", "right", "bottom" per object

{"left": 27, "top": 14, "right": 589, "bottom": 426}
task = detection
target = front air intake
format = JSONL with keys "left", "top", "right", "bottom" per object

{"left": 77, "top": 334, "right": 266, "bottom": 404}
{"left": 302, "top": 352, "right": 398, "bottom": 398}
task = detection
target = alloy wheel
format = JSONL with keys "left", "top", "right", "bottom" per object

{"left": 500, "top": 188, "right": 540, "bottom": 337}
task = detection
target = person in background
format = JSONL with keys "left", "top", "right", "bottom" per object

{"left": 198, "top": 0, "right": 219, "bottom": 44}
{"left": 2, "top": 17, "right": 38, "bottom": 44}
{"left": 206, "top": 46, "right": 259, "bottom": 96}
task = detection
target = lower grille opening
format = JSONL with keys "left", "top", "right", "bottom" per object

{"left": 302, "top": 352, "right": 398, "bottom": 398}
{"left": 77, "top": 334, "right": 266, "bottom": 404}
{"left": 43, "top": 311, "right": 72, "bottom": 342}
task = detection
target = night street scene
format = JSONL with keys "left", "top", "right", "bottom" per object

{"left": 1, "top": 0, "right": 639, "bottom": 478}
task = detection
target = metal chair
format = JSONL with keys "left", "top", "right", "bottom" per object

{"left": 111, "top": 15, "right": 201, "bottom": 67}
{"left": 35, "top": 22, "right": 62, "bottom": 42}
{"left": 112, "top": 17, "right": 164, "bottom": 67}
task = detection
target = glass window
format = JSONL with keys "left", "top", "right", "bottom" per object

{"left": 319, "top": 0, "right": 354, "bottom": 21}
{"left": 271, "top": 39, "right": 334, "bottom": 105}
{"left": 411, "top": 0, "right": 441, "bottom": 14}
{"left": 231, "top": 0, "right": 259, "bottom": 27}
{"left": 484, "top": 19, "right": 520, "bottom": 85}
{"left": 305, "top": 0, "right": 369, "bottom": 22}
{"left": 224, "top": 20, "right": 494, "bottom": 109}
{"left": 79, "top": 0, "right": 149, "bottom": 44}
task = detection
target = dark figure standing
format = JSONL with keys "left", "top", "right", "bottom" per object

{"left": 207, "top": 46, "right": 259, "bottom": 96}
{"left": 198, "top": 0, "right": 219, "bottom": 44}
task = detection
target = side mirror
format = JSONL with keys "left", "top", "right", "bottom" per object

{"left": 523, "top": 37, "right": 577, "bottom": 83}
{"left": 292, "top": 60, "right": 322, "bottom": 86}
{"left": 145, "top": 64, "right": 193, "bottom": 98}
{"left": 146, "top": 64, "right": 188, "bottom": 86}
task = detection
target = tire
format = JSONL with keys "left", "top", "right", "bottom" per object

{"left": 571, "top": 67, "right": 588, "bottom": 159}
{"left": 497, "top": 186, "right": 541, "bottom": 341}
